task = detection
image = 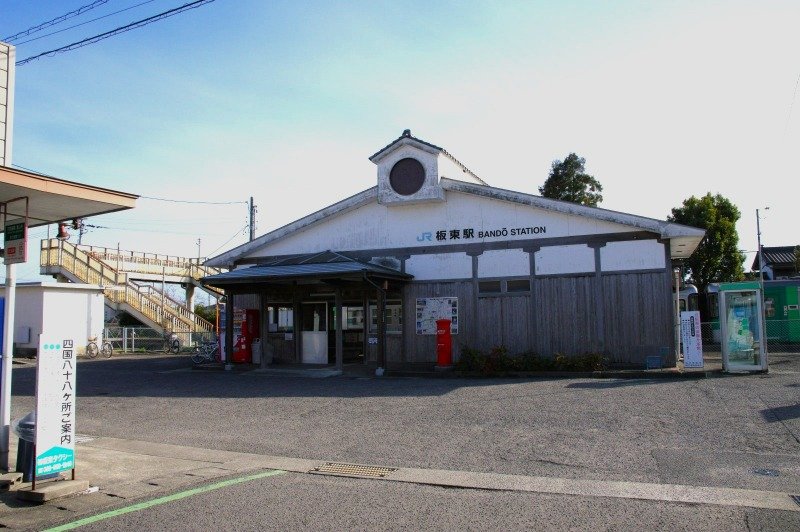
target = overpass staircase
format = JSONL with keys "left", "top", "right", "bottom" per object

{"left": 40, "top": 239, "right": 224, "bottom": 335}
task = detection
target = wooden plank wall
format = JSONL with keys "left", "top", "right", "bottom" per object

{"left": 602, "top": 272, "right": 671, "bottom": 365}
{"left": 534, "top": 275, "right": 598, "bottom": 357}
{"left": 401, "top": 281, "right": 474, "bottom": 364}
{"left": 476, "top": 296, "right": 531, "bottom": 352}
{"left": 401, "top": 271, "right": 671, "bottom": 366}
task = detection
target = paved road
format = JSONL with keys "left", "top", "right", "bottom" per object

{"left": 7, "top": 352, "right": 800, "bottom": 530}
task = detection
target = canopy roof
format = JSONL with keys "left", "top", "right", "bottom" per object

{"left": 202, "top": 251, "right": 412, "bottom": 287}
{"left": 0, "top": 165, "right": 137, "bottom": 228}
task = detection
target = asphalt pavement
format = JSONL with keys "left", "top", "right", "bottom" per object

{"left": 0, "top": 352, "right": 797, "bottom": 530}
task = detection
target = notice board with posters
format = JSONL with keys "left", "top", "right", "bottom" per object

{"left": 681, "top": 310, "right": 703, "bottom": 368}
{"left": 415, "top": 297, "right": 458, "bottom": 335}
{"left": 35, "top": 333, "right": 76, "bottom": 479}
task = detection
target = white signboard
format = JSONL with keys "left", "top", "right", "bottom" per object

{"left": 681, "top": 311, "right": 703, "bottom": 368}
{"left": 415, "top": 297, "right": 458, "bottom": 335}
{"left": 3, "top": 220, "right": 27, "bottom": 264}
{"left": 35, "top": 334, "right": 76, "bottom": 478}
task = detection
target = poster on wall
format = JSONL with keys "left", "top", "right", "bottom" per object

{"left": 35, "top": 333, "right": 76, "bottom": 479}
{"left": 415, "top": 297, "right": 458, "bottom": 335}
{"left": 680, "top": 310, "right": 703, "bottom": 368}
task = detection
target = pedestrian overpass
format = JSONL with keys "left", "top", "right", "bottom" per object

{"left": 39, "top": 239, "right": 224, "bottom": 335}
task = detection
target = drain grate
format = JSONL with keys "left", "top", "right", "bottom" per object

{"left": 792, "top": 495, "right": 800, "bottom": 508}
{"left": 309, "top": 462, "right": 398, "bottom": 478}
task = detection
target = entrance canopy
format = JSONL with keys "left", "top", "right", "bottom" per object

{"left": 202, "top": 251, "right": 412, "bottom": 289}
{"left": 0, "top": 165, "right": 137, "bottom": 227}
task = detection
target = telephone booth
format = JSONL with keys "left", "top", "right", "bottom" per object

{"left": 718, "top": 282, "right": 767, "bottom": 372}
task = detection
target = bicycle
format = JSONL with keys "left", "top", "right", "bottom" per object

{"left": 163, "top": 332, "right": 181, "bottom": 354}
{"left": 86, "top": 336, "right": 113, "bottom": 359}
{"left": 191, "top": 339, "right": 220, "bottom": 364}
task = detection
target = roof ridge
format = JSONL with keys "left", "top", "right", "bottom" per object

{"left": 368, "top": 129, "right": 442, "bottom": 161}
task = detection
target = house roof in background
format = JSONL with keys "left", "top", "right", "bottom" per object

{"left": 752, "top": 245, "right": 799, "bottom": 270}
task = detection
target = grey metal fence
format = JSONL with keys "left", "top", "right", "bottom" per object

{"left": 103, "top": 327, "right": 218, "bottom": 353}
{"left": 699, "top": 320, "right": 800, "bottom": 355}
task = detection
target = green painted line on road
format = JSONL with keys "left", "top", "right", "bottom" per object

{"left": 44, "top": 469, "right": 286, "bottom": 531}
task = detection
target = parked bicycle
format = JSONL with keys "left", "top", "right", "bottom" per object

{"left": 86, "top": 336, "right": 113, "bottom": 359}
{"left": 191, "top": 339, "right": 220, "bottom": 364}
{"left": 163, "top": 331, "right": 181, "bottom": 354}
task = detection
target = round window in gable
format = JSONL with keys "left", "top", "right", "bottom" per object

{"left": 389, "top": 158, "right": 426, "bottom": 196}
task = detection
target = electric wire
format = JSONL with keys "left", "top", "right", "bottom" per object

{"left": 12, "top": 164, "right": 244, "bottom": 206}
{"left": 208, "top": 224, "right": 249, "bottom": 256}
{"left": 784, "top": 70, "right": 800, "bottom": 137}
{"left": 139, "top": 195, "right": 247, "bottom": 205}
{"left": 2, "top": 0, "right": 109, "bottom": 42}
{"left": 13, "top": 0, "right": 160, "bottom": 47}
{"left": 16, "top": 0, "right": 216, "bottom": 66}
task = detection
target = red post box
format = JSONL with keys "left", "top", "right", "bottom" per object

{"left": 435, "top": 319, "right": 452, "bottom": 368}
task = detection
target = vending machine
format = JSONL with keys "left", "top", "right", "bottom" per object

{"left": 232, "top": 309, "right": 260, "bottom": 363}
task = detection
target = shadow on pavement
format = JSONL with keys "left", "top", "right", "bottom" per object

{"left": 565, "top": 379, "right": 674, "bottom": 390}
{"left": 761, "top": 403, "right": 800, "bottom": 423}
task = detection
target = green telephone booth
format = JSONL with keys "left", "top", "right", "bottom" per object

{"left": 718, "top": 282, "right": 767, "bottom": 372}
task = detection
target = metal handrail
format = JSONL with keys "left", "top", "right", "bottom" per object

{"left": 40, "top": 239, "right": 213, "bottom": 332}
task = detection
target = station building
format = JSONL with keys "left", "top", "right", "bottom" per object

{"left": 203, "top": 131, "right": 704, "bottom": 370}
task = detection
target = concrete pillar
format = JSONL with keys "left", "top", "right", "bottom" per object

{"left": 185, "top": 283, "right": 196, "bottom": 316}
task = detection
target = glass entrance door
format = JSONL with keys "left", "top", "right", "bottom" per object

{"left": 720, "top": 289, "right": 766, "bottom": 371}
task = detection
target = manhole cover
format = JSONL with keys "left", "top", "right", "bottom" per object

{"left": 309, "top": 462, "right": 397, "bottom": 478}
{"left": 753, "top": 468, "right": 780, "bottom": 477}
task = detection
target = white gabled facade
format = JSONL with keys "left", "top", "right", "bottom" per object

{"left": 206, "top": 131, "right": 705, "bottom": 369}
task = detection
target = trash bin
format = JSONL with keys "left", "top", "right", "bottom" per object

{"left": 251, "top": 338, "right": 262, "bottom": 365}
{"left": 13, "top": 411, "right": 58, "bottom": 482}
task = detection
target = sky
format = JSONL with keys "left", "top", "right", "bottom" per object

{"left": 1, "top": 0, "right": 799, "bottom": 283}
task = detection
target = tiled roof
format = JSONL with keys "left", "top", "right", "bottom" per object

{"left": 752, "top": 245, "right": 799, "bottom": 270}
{"left": 202, "top": 251, "right": 411, "bottom": 286}
{"left": 369, "top": 129, "right": 442, "bottom": 161}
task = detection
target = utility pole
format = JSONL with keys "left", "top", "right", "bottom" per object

{"left": 249, "top": 196, "right": 256, "bottom": 242}
{"left": 757, "top": 207, "right": 769, "bottom": 363}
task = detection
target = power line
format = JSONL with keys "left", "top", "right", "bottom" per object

{"left": 12, "top": 165, "right": 244, "bottom": 206}
{"left": 784, "top": 70, "right": 800, "bottom": 137}
{"left": 3, "top": 0, "right": 109, "bottom": 42}
{"left": 16, "top": 0, "right": 216, "bottom": 66}
{"left": 208, "top": 224, "right": 249, "bottom": 256}
{"left": 139, "top": 195, "right": 248, "bottom": 205}
{"left": 13, "top": 0, "right": 160, "bottom": 47}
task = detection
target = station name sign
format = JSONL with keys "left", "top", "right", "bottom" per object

{"left": 3, "top": 220, "right": 27, "bottom": 264}
{"left": 417, "top": 226, "right": 546, "bottom": 243}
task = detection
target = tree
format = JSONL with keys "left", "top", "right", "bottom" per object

{"left": 194, "top": 303, "right": 217, "bottom": 324}
{"left": 539, "top": 153, "right": 603, "bottom": 207}
{"left": 794, "top": 246, "right": 800, "bottom": 276}
{"left": 668, "top": 193, "right": 745, "bottom": 295}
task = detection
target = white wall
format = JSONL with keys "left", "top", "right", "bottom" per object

{"left": 249, "top": 191, "right": 637, "bottom": 258}
{"left": 406, "top": 253, "right": 472, "bottom": 281}
{"left": 478, "top": 249, "right": 529, "bottom": 278}
{"left": 12, "top": 289, "right": 43, "bottom": 348}
{"left": 2, "top": 284, "right": 104, "bottom": 353}
{"left": 601, "top": 240, "right": 665, "bottom": 271}
{"left": 536, "top": 245, "right": 595, "bottom": 275}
